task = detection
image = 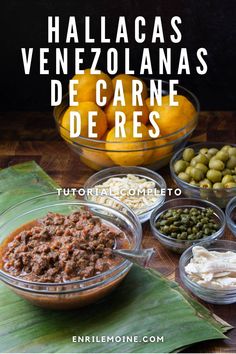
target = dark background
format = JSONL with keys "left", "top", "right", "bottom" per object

{"left": 1, "top": 0, "right": 235, "bottom": 111}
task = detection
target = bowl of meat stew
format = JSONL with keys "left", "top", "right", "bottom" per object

{"left": 0, "top": 192, "right": 142, "bottom": 309}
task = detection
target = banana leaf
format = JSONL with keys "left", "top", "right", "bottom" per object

{"left": 0, "top": 161, "right": 232, "bottom": 353}
{"left": 0, "top": 266, "right": 232, "bottom": 353}
{"left": 0, "top": 161, "right": 59, "bottom": 214}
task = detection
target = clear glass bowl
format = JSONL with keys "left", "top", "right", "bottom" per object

{"left": 226, "top": 196, "right": 236, "bottom": 237}
{"left": 150, "top": 198, "right": 226, "bottom": 254}
{"left": 0, "top": 193, "right": 142, "bottom": 309}
{"left": 170, "top": 142, "right": 236, "bottom": 208}
{"left": 180, "top": 240, "right": 236, "bottom": 304}
{"left": 84, "top": 166, "right": 166, "bottom": 223}
{"left": 54, "top": 80, "right": 199, "bottom": 171}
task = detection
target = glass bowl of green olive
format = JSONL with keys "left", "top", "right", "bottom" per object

{"left": 170, "top": 143, "right": 236, "bottom": 208}
{"left": 150, "top": 198, "right": 225, "bottom": 254}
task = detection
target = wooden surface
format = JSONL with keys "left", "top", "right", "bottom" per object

{"left": 0, "top": 111, "right": 236, "bottom": 353}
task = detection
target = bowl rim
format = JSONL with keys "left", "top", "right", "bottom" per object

{"left": 54, "top": 79, "right": 200, "bottom": 146}
{"left": 0, "top": 192, "right": 142, "bottom": 288}
{"left": 179, "top": 239, "right": 236, "bottom": 293}
{"left": 84, "top": 166, "right": 167, "bottom": 218}
{"left": 226, "top": 196, "right": 236, "bottom": 235}
{"left": 170, "top": 142, "right": 236, "bottom": 192}
{"left": 150, "top": 197, "right": 226, "bottom": 245}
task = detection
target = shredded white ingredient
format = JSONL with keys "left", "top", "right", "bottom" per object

{"left": 91, "top": 174, "right": 161, "bottom": 215}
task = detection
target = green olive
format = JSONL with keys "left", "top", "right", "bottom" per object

{"left": 195, "top": 163, "right": 208, "bottom": 174}
{"left": 222, "top": 169, "right": 232, "bottom": 176}
{"left": 178, "top": 172, "right": 190, "bottom": 183}
{"left": 190, "top": 168, "right": 204, "bottom": 182}
{"left": 208, "top": 148, "right": 219, "bottom": 156}
{"left": 226, "top": 156, "right": 236, "bottom": 169}
{"left": 209, "top": 159, "right": 225, "bottom": 171}
{"left": 174, "top": 160, "right": 189, "bottom": 174}
{"left": 199, "top": 179, "right": 212, "bottom": 189}
{"left": 222, "top": 174, "right": 234, "bottom": 185}
{"left": 190, "top": 157, "right": 199, "bottom": 167}
{"left": 221, "top": 145, "right": 231, "bottom": 153}
{"left": 206, "top": 169, "right": 222, "bottom": 183}
{"left": 215, "top": 151, "right": 229, "bottom": 162}
{"left": 224, "top": 182, "right": 236, "bottom": 188}
{"left": 185, "top": 166, "right": 193, "bottom": 176}
{"left": 213, "top": 182, "right": 224, "bottom": 189}
{"left": 228, "top": 147, "right": 236, "bottom": 156}
{"left": 195, "top": 153, "right": 209, "bottom": 165}
{"left": 199, "top": 148, "right": 208, "bottom": 155}
{"left": 183, "top": 148, "right": 195, "bottom": 162}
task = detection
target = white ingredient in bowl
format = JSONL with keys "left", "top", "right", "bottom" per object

{"left": 91, "top": 174, "right": 161, "bottom": 215}
{"left": 185, "top": 246, "right": 236, "bottom": 289}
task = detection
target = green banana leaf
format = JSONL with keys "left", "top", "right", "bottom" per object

{"left": 0, "top": 266, "right": 232, "bottom": 353}
{"left": 0, "top": 161, "right": 59, "bottom": 213}
{"left": 0, "top": 161, "right": 232, "bottom": 353}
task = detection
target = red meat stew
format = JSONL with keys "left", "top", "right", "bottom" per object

{"left": 0, "top": 210, "right": 130, "bottom": 283}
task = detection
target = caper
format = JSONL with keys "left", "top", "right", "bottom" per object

{"left": 206, "top": 169, "right": 222, "bottom": 183}
{"left": 209, "top": 159, "right": 225, "bottom": 171}
{"left": 155, "top": 206, "right": 219, "bottom": 241}
{"left": 183, "top": 148, "right": 195, "bottom": 162}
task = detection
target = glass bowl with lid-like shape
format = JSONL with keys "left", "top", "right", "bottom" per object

{"left": 54, "top": 80, "right": 199, "bottom": 171}
{"left": 179, "top": 240, "right": 236, "bottom": 304}
{"left": 0, "top": 192, "right": 142, "bottom": 309}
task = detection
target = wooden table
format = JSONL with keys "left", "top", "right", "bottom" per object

{"left": 0, "top": 111, "right": 236, "bottom": 353}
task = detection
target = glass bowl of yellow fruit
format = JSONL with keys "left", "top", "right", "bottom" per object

{"left": 170, "top": 142, "right": 236, "bottom": 208}
{"left": 54, "top": 70, "right": 199, "bottom": 171}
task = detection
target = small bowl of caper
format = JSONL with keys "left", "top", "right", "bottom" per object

{"left": 170, "top": 142, "right": 236, "bottom": 208}
{"left": 150, "top": 198, "right": 226, "bottom": 254}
